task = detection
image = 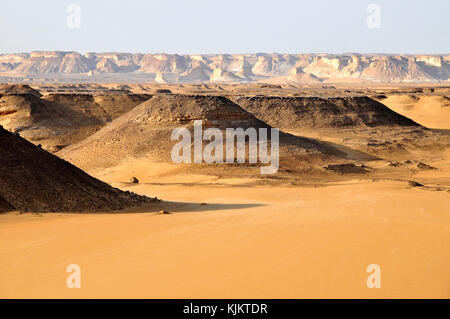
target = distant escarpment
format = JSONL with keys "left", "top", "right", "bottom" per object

{"left": 1, "top": 52, "right": 449, "bottom": 83}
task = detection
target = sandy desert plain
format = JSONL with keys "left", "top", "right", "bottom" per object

{"left": 0, "top": 81, "right": 449, "bottom": 298}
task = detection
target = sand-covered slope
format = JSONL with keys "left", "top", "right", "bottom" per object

{"left": 376, "top": 95, "right": 450, "bottom": 129}
{"left": 232, "top": 96, "right": 420, "bottom": 130}
{"left": 59, "top": 94, "right": 344, "bottom": 173}
{"left": 0, "top": 126, "right": 152, "bottom": 213}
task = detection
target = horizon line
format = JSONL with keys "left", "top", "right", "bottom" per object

{"left": 1, "top": 51, "right": 449, "bottom": 56}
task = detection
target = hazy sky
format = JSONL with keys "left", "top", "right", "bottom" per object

{"left": 0, "top": 0, "right": 448, "bottom": 54}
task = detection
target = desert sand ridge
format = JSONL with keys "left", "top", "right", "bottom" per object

{"left": 0, "top": 125, "right": 153, "bottom": 213}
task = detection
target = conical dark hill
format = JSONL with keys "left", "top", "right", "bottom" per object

{"left": 0, "top": 125, "right": 153, "bottom": 213}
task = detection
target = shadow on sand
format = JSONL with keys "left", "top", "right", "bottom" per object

{"left": 115, "top": 200, "right": 266, "bottom": 214}
{"left": 321, "top": 140, "right": 381, "bottom": 161}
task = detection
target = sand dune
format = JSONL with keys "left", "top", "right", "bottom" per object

{"left": 0, "top": 179, "right": 449, "bottom": 298}
{"left": 378, "top": 95, "right": 450, "bottom": 129}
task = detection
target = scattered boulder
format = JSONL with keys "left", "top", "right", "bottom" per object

{"left": 158, "top": 210, "right": 171, "bottom": 215}
{"left": 417, "top": 162, "right": 437, "bottom": 170}
{"left": 408, "top": 181, "right": 424, "bottom": 187}
{"left": 388, "top": 161, "right": 402, "bottom": 167}
{"left": 130, "top": 177, "right": 139, "bottom": 184}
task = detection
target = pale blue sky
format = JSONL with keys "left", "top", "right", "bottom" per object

{"left": 0, "top": 0, "right": 448, "bottom": 54}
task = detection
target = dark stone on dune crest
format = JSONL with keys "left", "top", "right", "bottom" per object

{"left": 0, "top": 126, "right": 153, "bottom": 213}
{"left": 130, "top": 177, "right": 139, "bottom": 184}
